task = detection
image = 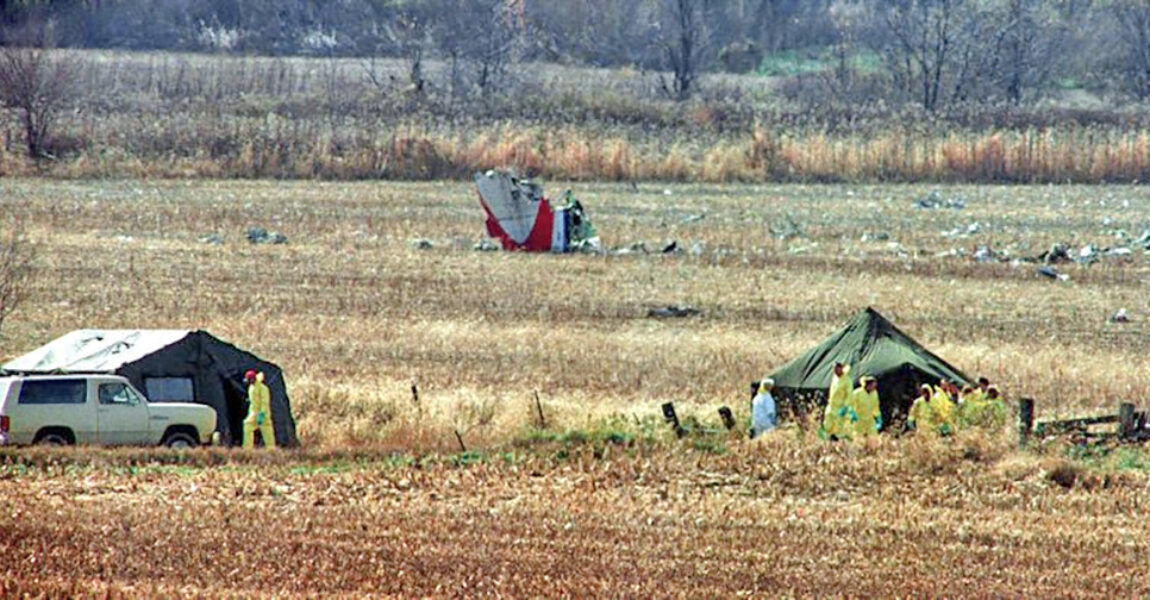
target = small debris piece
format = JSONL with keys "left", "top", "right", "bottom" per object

{"left": 1041, "top": 243, "right": 1071, "bottom": 264}
{"left": 861, "top": 232, "right": 891, "bottom": 242}
{"left": 246, "top": 227, "right": 288, "bottom": 244}
{"left": 612, "top": 241, "right": 649, "bottom": 256}
{"left": 769, "top": 215, "right": 806, "bottom": 240}
{"left": 913, "top": 190, "right": 967, "bottom": 210}
{"left": 647, "top": 305, "right": 701, "bottom": 319}
{"left": 1036, "top": 266, "right": 1069, "bottom": 281}
{"left": 1076, "top": 245, "right": 1098, "bottom": 265}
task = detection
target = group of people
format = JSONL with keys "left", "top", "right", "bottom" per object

{"left": 820, "top": 363, "right": 882, "bottom": 440}
{"left": 749, "top": 362, "right": 1006, "bottom": 440}
{"left": 905, "top": 376, "right": 1006, "bottom": 437}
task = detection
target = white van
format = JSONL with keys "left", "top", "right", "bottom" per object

{"left": 0, "top": 374, "right": 218, "bottom": 448}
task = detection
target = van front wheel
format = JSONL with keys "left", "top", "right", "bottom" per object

{"left": 162, "top": 432, "right": 198, "bottom": 449}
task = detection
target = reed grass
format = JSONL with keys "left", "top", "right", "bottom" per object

{"left": 5, "top": 51, "right": 1150, "bottom": 183}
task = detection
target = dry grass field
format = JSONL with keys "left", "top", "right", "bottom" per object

{"left": 5, "top": 51, "right": 1150, "bottom": 182}
{"left": 3, "top": 178, "right": 1150, "bottom": 596}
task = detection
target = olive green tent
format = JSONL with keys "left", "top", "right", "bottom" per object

{"left": 766, "top": 307, "right": 971, "bottom": 427}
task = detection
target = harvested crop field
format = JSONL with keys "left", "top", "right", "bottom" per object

{"left": 2, "top": 179, "right": 1150, "bottom": 597}
{"left": 2, "top": 437, "right": 1150, "bottom": 598}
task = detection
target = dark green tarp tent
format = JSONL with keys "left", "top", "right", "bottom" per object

{"left": 2, "top": 330, "right": 297, "bottom": 446}
{"left": 767, "top": 307, "right": 971, "bottom": 426}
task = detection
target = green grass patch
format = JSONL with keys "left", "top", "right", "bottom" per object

{"left": 757, "top": 49, "right": 828, "bottom": 77}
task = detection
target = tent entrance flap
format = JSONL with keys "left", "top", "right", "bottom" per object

{"left": 221, "top": 376, "right": 249, "bottom": 446}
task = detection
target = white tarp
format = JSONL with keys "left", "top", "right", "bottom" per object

{"left": 3, "top": 330, "right": 191, "bottom": 373}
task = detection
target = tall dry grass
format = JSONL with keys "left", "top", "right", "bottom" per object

{"left": 5, "top": 51, "right": 1150, "bottom": 183}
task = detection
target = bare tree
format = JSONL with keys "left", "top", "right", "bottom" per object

{"left": 0, "top": 23, "right": 76, "bottom": 158}
{"left": 659, "top": 0, "right": 709, "bottom": 101}
{"left": 360, "top": 3, "right": 433, "bottom": 96}
{"left": 0, "top": 212, "right": 35, "bottom": 339}
{"left": 981, "top": 0, "right": 1059, "bottom": 104}
{"left": 431, "top": 0, "right": 517, "bottom": 103}
{"left": 874, "top": 0, "right": 982, "bottom": 112}
{"left": 1112, "top": 0, "right": 1150, "bottom": 100}
{"left": 820, "top": 0, "right": 868, "bottom": 101}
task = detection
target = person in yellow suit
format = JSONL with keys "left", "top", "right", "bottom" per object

{"left": 975, "top": 377, "right": 991, "bottom": 402}
{"left": 931, "top": 380, "right": 957, "bottom": 436}
{"left": 845, "top": 375, "right": 882, "bottom": 440}
{"left": 908, "top": 384, "right": 940, "bottom": 435}
{"left": 957, "top": 385, "right": 985, "bottom": 430}
{"left": 243, "top": 369, "right": 276, "bottom": 449}
{"left": 822, "top": 362, "right": 852, "bottom": 440}
{"left": 982, "top": 385, "right": 1007, "bottom": 430}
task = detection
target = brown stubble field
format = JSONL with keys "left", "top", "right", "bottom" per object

{"left": 3, "top": 179, "right": 1150, "bottom": 597}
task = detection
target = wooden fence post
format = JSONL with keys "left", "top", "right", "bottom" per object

{"left": 718, "top": 406, "right": 735, "bottom": 430}
{"left": 662, "top": 402, "right": 684, "bottom": 438}
{"left": 533, "top": 390, "right": 547, "bottom": 429}
{"left": 1119, "top": 402, "right": 1135, "bottom": 439}
{"left": 1019, "top": 398, "right": 1035, "bottom": 448}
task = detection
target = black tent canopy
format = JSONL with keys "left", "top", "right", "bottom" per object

{"left": 767, "top": 308, "right": 971, "bottom": 425}
{"left": 3, "top": 329, "right": 297, "bottom": 446}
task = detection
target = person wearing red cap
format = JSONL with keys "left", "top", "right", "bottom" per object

{"left": 242, "top": 370, "right": 275, "bottom": 449}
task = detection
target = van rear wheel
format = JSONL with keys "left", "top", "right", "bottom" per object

{"left": 162, "top": 432, "right": 198, "bottom": 449}
{"left": 34, "top": 431, "right": 72, "bottom": 446}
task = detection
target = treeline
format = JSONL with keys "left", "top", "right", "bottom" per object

{"left": 4, "top": 1, "right": 1150, "bottom": 182}
{"left": 2, "top": 0, "right": 1150, "bottom": 108}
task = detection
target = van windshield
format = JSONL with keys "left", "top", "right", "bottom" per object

{"left": 99, "top": 382, "right": 146, "bottom": 406}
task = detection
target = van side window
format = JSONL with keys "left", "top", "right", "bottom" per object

{"left": 18, "top": 380, "right": 87, "bottom": 404}
{"left": 99, "top": 383, "right": 137, "bottom": 405}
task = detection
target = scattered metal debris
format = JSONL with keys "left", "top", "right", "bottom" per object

{"left": 1040, "top": 243, "right": 1071, "bottom": 264}
{"left": 246, "top": 227, "right": 288, "bottom": 244}
{"left": 769, "top": 215, "right": 805, "bottom": 240}
{"left": 941, "top": 222, "right": 981, "bottom": 238}
{"left": 647, "top": 305, "right": 701, "bottom": 319}
{"left": 913, "top": 190, "right": 966, "bottom": 210}
{"left": 1037, "top": 266, "right": 1070, "bottom": 281}
{"left": 612, "top": 241, "right": 649, "bottom": 256}
{"left": 1076, "top": 245, "right": 1098, "bottom": 265}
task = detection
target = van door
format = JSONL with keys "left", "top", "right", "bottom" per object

{"left": 96, "top": 381, "right": 151, "bottom": 445}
